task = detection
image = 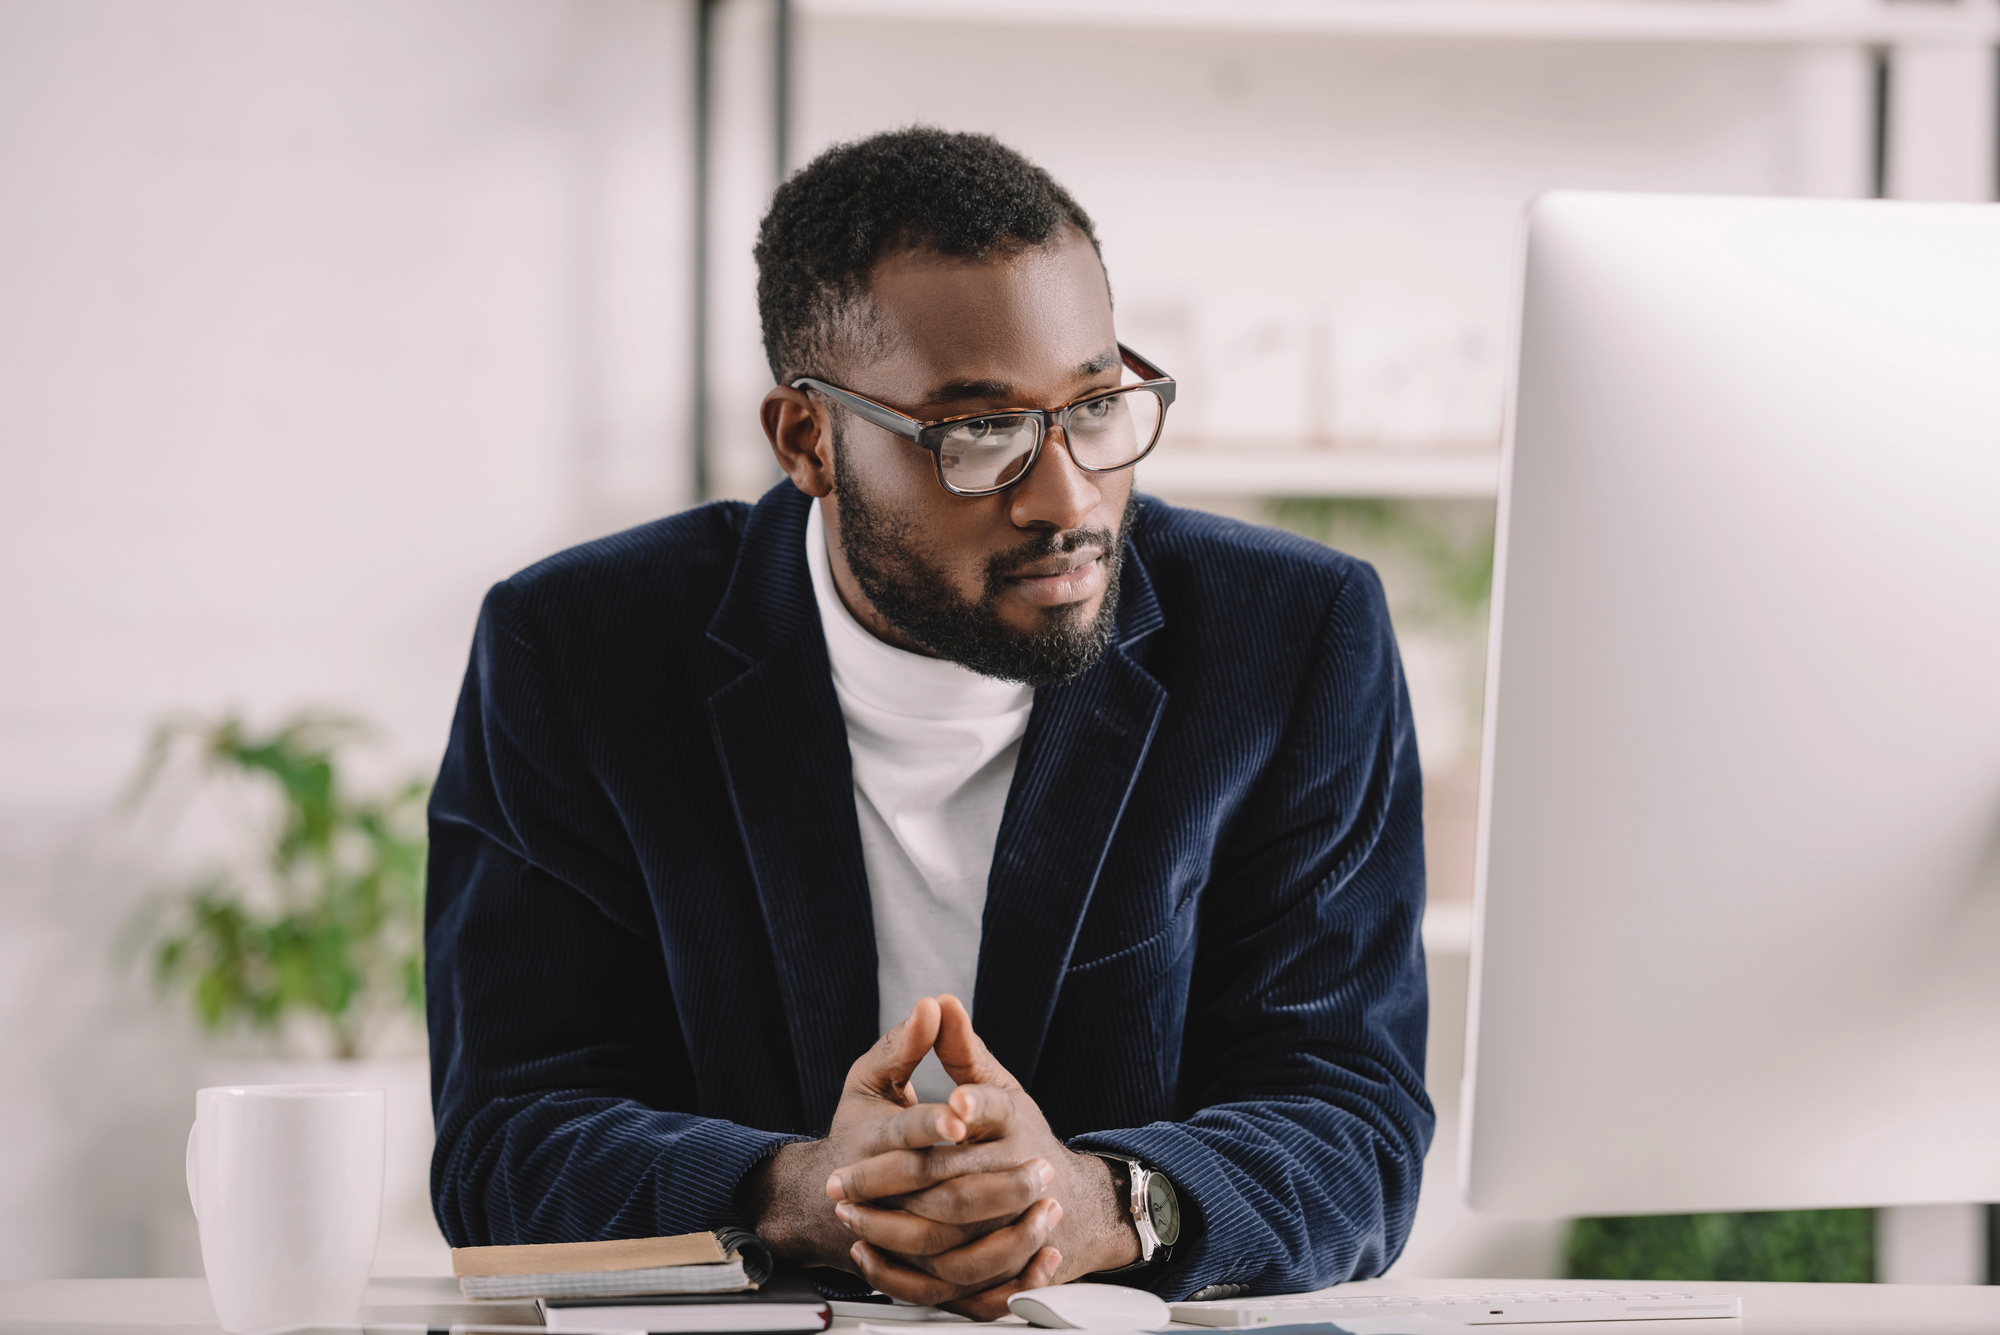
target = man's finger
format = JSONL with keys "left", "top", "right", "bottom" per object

{"left": 893, "top": 1161, "right": 1055, "bottom": 1225}
{"left": 942, "top": 1082, "right": 1014, "bottom": 1144}
{"left": 911, "top": 1195, "right": 1062, "bottom": 1289}
{"left": 933, "top": 994, "right": 1019, "bottom": 1091}
{"left": 832, "top": 1199, "right": 1009, "bottom": 1257}
{"left": 830, "top": 1144, "right": 1046, "bottom": 1205}
{"left": 827, "top": 1147, "right": 946, "bottom": 1204}
{"left": 833, "top": 1159, "right": 1053, "bottom": 1246}
{"left": 939, "top": 1247, "right": 1063, "bottom": 1322}
{"left": 849, "top": 1195, "right": 1059, "bottom": 1297}
{"left": 846, "top": 1241, "right": 962, "bottom": 1307}
{"left": 831, "top": 1104, "right": 969, "bottom": 1198}
{"left": 849, "top": 997, "right": 942, "bottom": 1101}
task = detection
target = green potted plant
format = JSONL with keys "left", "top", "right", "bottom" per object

{"left": 126, "top": 710, "right": 448, "bottom": 1274}
{"left": 127, "top": 711, "right": 426, "bottom": 1058}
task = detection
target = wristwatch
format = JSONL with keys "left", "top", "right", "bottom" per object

{"left": 1092, "top": 1152, "right": 1182, "bottom": 1271}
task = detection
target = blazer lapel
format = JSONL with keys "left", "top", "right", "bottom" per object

{"left": 706, "top": 484, "right": 878, "bottom": 1132}
{"left": 973, "top": 541, "right": 1168, "bottom": 1089}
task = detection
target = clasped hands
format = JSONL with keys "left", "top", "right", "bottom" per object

{"left": 741, "top": 995, "right": 1140, "bottom": 1318}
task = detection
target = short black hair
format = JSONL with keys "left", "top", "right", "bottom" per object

{"left": 754, "top": 126, "right": 1101, "bottom": 386}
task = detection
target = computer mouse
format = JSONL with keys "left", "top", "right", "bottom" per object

{"left": 1007, "top": 1282, "right": 1172, "bottom": 1330}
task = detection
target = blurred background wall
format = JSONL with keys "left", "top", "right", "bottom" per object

{"left": 0, "top": 0, "right": 697, "bottom": 1279}
{"left": 1, "top": 0, "right": 1992, "bottom": 1285}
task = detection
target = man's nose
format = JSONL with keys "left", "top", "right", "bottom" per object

{"left": 1007, "top": 425, "right": 1101, "bottom": 532}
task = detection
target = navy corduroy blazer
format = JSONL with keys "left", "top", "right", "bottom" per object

{"left": 426, "top": 481, "right": 1433, "bottom": 1299}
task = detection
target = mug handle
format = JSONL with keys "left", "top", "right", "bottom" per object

{"left": 185, "top": 1123, "right": 199, "bottom": 1221}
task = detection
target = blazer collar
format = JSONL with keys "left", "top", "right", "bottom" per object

{"left": 704, "top": 483, "right": 1169, "bottom": 1123}
{"left": 705, "top": 483, "right": 877, "bottom": 1131}
{"left": 973, "top": 510, "right": 1168, "bottom": 1088}
{"left": 706, "top": 482, "right": 823, "bottom": 667}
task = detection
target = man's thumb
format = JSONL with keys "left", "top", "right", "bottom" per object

{"left": 933, "top": 993, "right": 1015, "bottom": 1088}
{"left": 861, "top": 996, "right": 941, "bottom": 1102}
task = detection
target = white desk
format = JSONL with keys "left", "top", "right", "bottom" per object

{"left": 3, "top": 1276, "right": 1997, "bottom": 1335}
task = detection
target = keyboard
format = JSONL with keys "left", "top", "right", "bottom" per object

{"left": 1171, "top": 1289, "right": 1742, "bottom": 1326}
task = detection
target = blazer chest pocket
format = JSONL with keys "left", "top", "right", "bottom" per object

{"left": 1038, "top": 907, "right": 1199, "bottom": 1132}
{"left": 1063, "top": 903, "right": 1196, "bottom": 989}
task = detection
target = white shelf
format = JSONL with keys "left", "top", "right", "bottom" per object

{"left": 804, "top": 0, "right": 2000, "bottom": 44}
{"left": 1139, "top": 447, "right": 1501, "bottom": 498}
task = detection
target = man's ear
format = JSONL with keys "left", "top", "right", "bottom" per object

{"left": 762, "top": 385, "right": 834, "bottom": 498}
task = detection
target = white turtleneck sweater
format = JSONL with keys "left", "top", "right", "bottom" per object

{"left": 805, "top": 500, "right": 1035, "bottom": 1105}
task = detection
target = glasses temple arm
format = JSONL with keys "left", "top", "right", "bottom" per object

{"left": 1117, "top": 344, "right": 1176, "bottom": 410}
{"left": 1117, "top": 343, "right": 1170, "bottom": 383}
{"left": 791, "top": 378, "right": 925, "bottom": 442}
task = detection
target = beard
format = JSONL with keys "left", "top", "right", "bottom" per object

{"left": 830, "top": 426, "right": 1134, "bottom": 689}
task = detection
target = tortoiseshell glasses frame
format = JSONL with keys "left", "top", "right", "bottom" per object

{"left": 791, "top": 343, "right": 1176, "bottom": 498}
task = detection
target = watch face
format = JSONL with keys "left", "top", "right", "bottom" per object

{"left": 1145, "top": 1171, "right": 1181, "bottom": 1245}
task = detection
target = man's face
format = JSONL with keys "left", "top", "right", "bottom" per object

{"left": 819, "top": 231, "right": 1134, "bottom": 686}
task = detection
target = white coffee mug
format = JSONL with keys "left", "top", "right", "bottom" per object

{"left": 187, "top": 1085, "right": 386, "bottom": 1333}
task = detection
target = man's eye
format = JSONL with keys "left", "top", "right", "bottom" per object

{"left": 949, "top": 416, "right": 1024, "bottom": 446}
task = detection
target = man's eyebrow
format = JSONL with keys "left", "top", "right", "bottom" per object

{"left": 923, "top": 349, "right": 1122, "bottom": 408}
{"left": 926, "top": 377, "right": 1014, "bottom": 404}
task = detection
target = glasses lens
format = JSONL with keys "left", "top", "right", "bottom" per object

{"left": 1063, "top": 388, "right": 1164, "bottom": 471}
{"left": 937, "top": 414, "right": 1041, "bottom": 493}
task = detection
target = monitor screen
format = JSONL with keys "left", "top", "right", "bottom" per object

{"left": 1463, "top": 191, "right": 2000, "bottom": 1216}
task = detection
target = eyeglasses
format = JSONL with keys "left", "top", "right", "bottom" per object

{"left": 792, "top": 344, "right": 1176, "bottom": 498}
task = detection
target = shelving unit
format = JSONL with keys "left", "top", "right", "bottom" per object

{"left": 802, "top": 0, "right": 2000, "bottom": 45}
{"left": 1141, "top": 445, "right": 1502, "bottom": 499}
{"left": 698, "top": 0, "right": 1998, "bottom": 501}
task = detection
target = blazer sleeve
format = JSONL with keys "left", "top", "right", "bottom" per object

{"left": 426, "top": 580, "right": 804, "bottom": 1246}
{"left": 1069, "top": 561, "right": 1434, "bottom": 1298}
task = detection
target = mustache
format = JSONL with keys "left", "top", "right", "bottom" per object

{"left": 980, "top": 525, "right": 1121, "bottom": 598}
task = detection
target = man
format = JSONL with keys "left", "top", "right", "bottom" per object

{"left": 427, "top": 127, "right": 1432, "bottom": 1317}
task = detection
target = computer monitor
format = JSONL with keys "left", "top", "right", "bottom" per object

{"left": 1462, "top": 192, "right": 2000, "bottom": 1217}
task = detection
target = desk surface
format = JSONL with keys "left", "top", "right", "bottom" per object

{"left": 2, "top": 1276, "right": 1997, "bottom": 1335}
